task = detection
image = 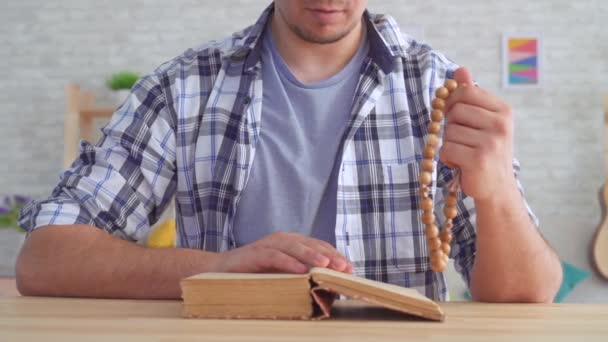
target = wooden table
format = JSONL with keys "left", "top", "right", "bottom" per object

{"left": 0, "top": 278, "right": 18, "bottom": 297}
{"left": 2, "top": 291, "right": 608, "bottom": 342}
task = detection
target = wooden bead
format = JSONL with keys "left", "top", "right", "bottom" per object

{"left": 419, "top": 171, "right": 432, "bottom": 186}
{"left": 445, "top": 79, "right": 458, "bottom": 92}
{"left": 428, "top": 122, "right": 441, "bottom": 134}
{"left": 442, "top": 222, "right": 453, "bottom": 232}
{"left": 421, "top": 159, "right": 434, "bottom": 172}
{"left": 435, "top": 87, "right": 450, "bottom": 100}
{"left": 423, "top": 146, "right": 435, "bottom": 159}
{"left": 426, "top": 134, "right": 439, "bottom": 148}
{"left": 432, "top": 98, "right": 445, "bottom": 111}
{"left": 445, "top": 194, "right": 458, "bottom": 207}
{"left": 441, "top": 242, "right": 451, "bottom": 255}
{"left": 425, "top": 224, "right": 439, "bottom": 238}
{"left": 422, "top": 78, "right": 460, "bottom": 274}
{"left": 421, "top": 197, "right": 433, "bottom": 211}
{"left": 427, "top": 237, "right": 441, "bottom": 250}
{"left": 431, "top": 110, "right": 444, "bottom": 122}
{"left": 431, "top": 258, "right": 447, "bottom": 272}
{"left": 443, "top": 220, "right": 454, "bottom": 230}
{"left": 421, "top": 211, "right": 435, "bottom": 225}
{"left": 420, "top": 186, "right": 429, "bottom": 199}
{"left": 444, "top": 206, "right": 458, "bottom": 220}
{"left": 430, "top": 249, "right": 444, "bottom": 261}
{"left": 440, "top": 230, "right": 453, "bottom": 243}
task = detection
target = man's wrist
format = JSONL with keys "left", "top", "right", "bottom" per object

{"left": 473, "top": 177, "right": 523, "bottom": 218}
{"left": 166, "top": 248, "right": 224, "bottom": 277}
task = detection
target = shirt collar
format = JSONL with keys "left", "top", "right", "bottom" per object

{"left": 228, "top": 3, "right": 411, "bottom": 75}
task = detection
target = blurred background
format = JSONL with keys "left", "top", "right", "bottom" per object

{"left": 0, "top": 0, "right": 606, "bottom": 302}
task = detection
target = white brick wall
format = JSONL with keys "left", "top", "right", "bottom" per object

{"left": 1, "top": 0, "right": 607, "bottom": 301}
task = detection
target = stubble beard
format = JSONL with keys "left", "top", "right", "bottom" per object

{"left": 277, "top": 6, "right": 360, "bottom": 45}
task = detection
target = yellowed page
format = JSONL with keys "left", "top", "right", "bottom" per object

{"left": 309, "top": 267, "right": 444, "bottom": 321}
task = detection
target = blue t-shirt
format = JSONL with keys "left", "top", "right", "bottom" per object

{"left": 232, "top": 26, "right": 369, "bottom": 247}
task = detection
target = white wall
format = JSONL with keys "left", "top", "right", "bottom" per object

{"left": 1, "top": 0, "right": 607, "bottom": 301}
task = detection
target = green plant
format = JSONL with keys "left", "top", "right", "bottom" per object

{"left": 0, "top": 195, "right": 30, "bottom": 232}
{"left": 106, "top": 71, "right": 140, "bottom": 91}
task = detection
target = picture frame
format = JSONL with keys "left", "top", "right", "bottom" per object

{"left": 502, "top": 34, "right": 543, "bottom": 88}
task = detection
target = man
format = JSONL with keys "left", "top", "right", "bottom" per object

{"left": 16, "top": 0, "right": 562, "bottom": 302}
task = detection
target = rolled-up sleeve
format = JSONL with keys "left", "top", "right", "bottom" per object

{"left": 434, "top": 158, "right": 539, "bottom": 288}
{"left": 19, "top": 74, "right": 177, "bottom": 242}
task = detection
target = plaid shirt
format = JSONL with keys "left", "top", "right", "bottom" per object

{"left": 20, "top": 5, "right": 537, "bottom": 300}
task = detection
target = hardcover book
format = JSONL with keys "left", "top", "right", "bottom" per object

{"left": 181, "top": 267, "right": 444, "bottom": 321}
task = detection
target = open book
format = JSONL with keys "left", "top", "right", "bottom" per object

{"left": 181, "top": 267, "right": 444, "bottom": 321}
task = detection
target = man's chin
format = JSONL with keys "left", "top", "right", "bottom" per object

{"left": 293, "top": 27, "right": 353, "bottom": 45}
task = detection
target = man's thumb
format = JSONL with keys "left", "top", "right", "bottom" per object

{"left": 453, "top": 67, "right": 473, "bottom": 86}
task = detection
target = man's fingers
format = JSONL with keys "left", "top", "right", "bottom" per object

{"left": 446, "top": 102, "right": 496, "bottom": 131}
{"left": 313, "top": 238, "right": 338, "bottom": 252}
{"left": 299, "top": 236, "right": 351, "bottom": 272}
{"left": 265, "top": 232, "right": 352, "bottom": 273}
{"left": 261, "top": 249, "right": 309, "bottom": 274}
{"left": 439, "top": 140, "right": 476, "bottom": 169}
{"left": 271, "top": 236, "right": 331, "bottom": 268}
{"left": 290, "top": 233, "right": 351, "bottom": 272}
{"left": 444, "top": 83, "right": 504, "bottom": 114}
{"left": 453, "top": 67, "right": 474, "bottom": 86}
{"left": 444, "top": 123, "right": 485, "bottom": 148}
{"left": 300, "top": 240, "right": 350, "bottom": 272}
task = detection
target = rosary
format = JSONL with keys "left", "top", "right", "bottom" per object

{"left": 420, "top": 79, "right": 461, "bottom": 273}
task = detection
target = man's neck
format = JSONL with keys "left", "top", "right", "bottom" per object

{"left": 270, "top": 14, "right": 364, "bottom": 84}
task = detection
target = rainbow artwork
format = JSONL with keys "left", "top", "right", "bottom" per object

{"left": 503, "top": 35, "right": 541, "bottom": 87}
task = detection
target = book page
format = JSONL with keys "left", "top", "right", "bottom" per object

{"left": 310, "top": 268, "right": 426, "bottom": 298}
{"left": 309, "top": 267, "right": 444, "bottom": 321}
{"left": 183, "top": 272, "right": 310, "bottom": 281}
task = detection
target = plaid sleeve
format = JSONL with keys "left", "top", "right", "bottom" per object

{"left": 434, "top": 159, "right": 539, "bottom": 287}
{"left": 19, "top": 74, "right": 177, "bottom": 242}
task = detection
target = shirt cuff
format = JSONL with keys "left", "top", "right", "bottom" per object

{"left": 19, "top": 198, "right": 93, "bottom": 233}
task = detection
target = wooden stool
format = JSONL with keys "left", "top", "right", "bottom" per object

{"left": 64, "top": 84, "right": 113, "bottom": 168}
{"left": 593, "top": 95, "right": 608, "bottom": 280}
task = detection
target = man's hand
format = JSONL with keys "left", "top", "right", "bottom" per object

{"left": 214, "top": 232, "right": 353, "bottom": 274}
{"left": 440, "top": 67, "right": 516, "bottom": 201}
{"left": 439, "top": 68, "right": 562, "bottom": 302}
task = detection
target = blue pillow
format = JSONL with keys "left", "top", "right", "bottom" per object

{"left": 554, "top": 261, "right": 590, "bottom": 303}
